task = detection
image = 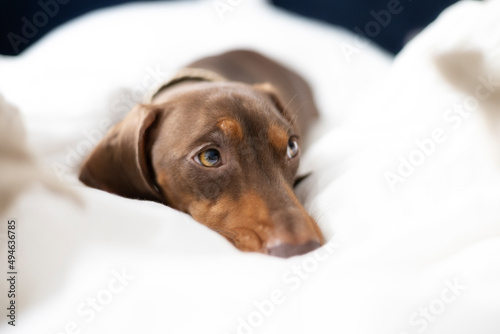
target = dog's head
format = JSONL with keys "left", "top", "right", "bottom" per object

{"left": 80, "top": 76, "right": 324, "bottom": 257}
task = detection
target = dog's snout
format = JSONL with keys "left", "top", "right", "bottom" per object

{"left": 267, "top": 240, "right": 321, "bottom": 258}
{"left": 262, "top": 208, "right": 324, "bottom": 257}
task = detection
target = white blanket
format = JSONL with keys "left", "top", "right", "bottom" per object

{"left": 1, "top": 1, "right": 500, "bottom": 333}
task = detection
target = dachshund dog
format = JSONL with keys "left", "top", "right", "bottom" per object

{"left": 79, "top": 50, "right": 324, "bottom": 257}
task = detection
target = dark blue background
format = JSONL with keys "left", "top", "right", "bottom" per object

{"left": 0, "top": 0, "right": 461, "bottom": 56}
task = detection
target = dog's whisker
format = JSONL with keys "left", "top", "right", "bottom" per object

{"left": 212, "top": 228, "right": 237, "bottom": 240}
{"left": 282, "top": 94, "right": 298, "bottom": 116}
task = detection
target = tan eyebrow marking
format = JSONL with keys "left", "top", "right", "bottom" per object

{"left": 217, "top": 117, "right": 243, "bottom": 141}
{"left": 268, "top": 124, "right": 288, "bottom": 151}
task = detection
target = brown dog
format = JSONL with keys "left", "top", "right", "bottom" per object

{"left": 79, "top": 50, "right": 324, "bottom": 257}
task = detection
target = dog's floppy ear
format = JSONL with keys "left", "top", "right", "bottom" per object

{"left": 253, "top": 83, "right": 293, "bottom": 123}
{"left": 79, "top": 104, "right": 163, "bottom": 202}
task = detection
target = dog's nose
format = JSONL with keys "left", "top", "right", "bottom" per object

{"left": 267, "top": 240, "right": 321, "bottom": 258}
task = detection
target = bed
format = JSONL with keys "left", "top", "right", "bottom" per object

{"left": 1, "top": 0, "right": 500, "bottom": 333}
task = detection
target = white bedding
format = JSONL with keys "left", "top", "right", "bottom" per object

{"left": 1, "top": 0, "right": 500, "bottom": 333}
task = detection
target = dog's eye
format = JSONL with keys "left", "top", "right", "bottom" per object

{"left": 287, "top": 137, "right": 299, "bottom": 158}
{"left": 197, "top": 149, "right": 221, "bottom": 167}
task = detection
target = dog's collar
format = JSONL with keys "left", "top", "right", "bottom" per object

{"left": 149, "top": 67, "right": 227, "bottom": 102}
